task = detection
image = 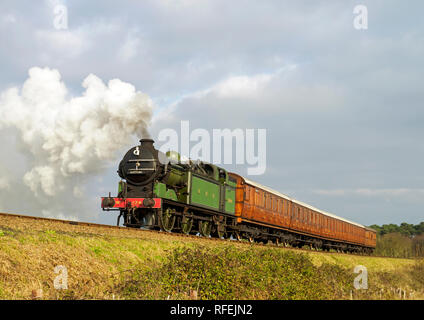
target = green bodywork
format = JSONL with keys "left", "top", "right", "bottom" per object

{"left": 224, "top": 186, "right": 236, "bottom": 213}
{"left": 190, "top": 175, "right": 220, "bottom": 210}
{"left": 150, "top": 156, "right": 236, "bottom": 214}
{"left": 119, "top": 152, "right": 236, "bottom": 214}
{"left": 154, "top": 182, "right": 178, "bottom": 201}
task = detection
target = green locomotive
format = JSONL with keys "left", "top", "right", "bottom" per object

{"left": 101, "top": 139, "right": 237, "bottom": 238}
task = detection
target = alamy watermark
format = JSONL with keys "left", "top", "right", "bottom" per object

{"left": 157, "top": 121, "right": 267, "bottom": 175}
{"left": 54, "top": 265, "right": 68, "bottom": 290}
{"left": 353, "top": 265, "right": 368, "bottom": 290}
{"left": 353, "top": 5, "right": 368, "bottom": 30}
{"left": 53, "top": 4, "right": 68, "bottom": 30}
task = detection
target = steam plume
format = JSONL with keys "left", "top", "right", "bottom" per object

{"left": 0, "top": 67, "right": 153, "bottom": 220}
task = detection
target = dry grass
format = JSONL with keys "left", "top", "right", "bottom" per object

{"left": 0, "top": 214, "right": 423, "bottom": 300}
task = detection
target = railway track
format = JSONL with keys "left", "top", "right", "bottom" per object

{"left": 0, "top": 211, "right": 406, "bottom": 259}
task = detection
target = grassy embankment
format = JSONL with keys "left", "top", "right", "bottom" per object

{"left": 0, "top": 214, "right": 423, "bottom": 300}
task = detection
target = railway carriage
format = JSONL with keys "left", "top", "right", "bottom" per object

{"left": 101, "top": 139, "right": 376, "bottom": 254}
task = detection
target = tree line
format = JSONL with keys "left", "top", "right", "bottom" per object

{"left": 368, "top": 222, "right": 424, "bottom": 258}
{"left": 369, "top": 222, "right": 424, "bottom": 237}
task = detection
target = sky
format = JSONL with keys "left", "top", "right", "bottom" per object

{"left": 0, "top": 0, "right": 423, "bottom": 226}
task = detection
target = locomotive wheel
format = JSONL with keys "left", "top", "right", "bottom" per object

{"left": 159, "top": 208, "right": 176, "bottom": 232}
{"left": 234, "top": 231, "right": 242, "bottom": 241}
{"left": 215, "top": 223, "right": 226, "bottom": 239}
{"left": 199, "top": 221, "right": 212, "bottom": 237}
{"left": 181, "top": 215, "right": 193, "bottom": 235}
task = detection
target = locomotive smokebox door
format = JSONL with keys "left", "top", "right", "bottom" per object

{"left": 118, "top": 139, "right": 160, "bottom": 187}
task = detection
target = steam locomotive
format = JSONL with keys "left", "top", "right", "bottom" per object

{"left": 101, "top": 139, "right": 376, "bottom": 253}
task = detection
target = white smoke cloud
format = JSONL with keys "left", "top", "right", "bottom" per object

{"left": 0, "top": 67, "right": 153, "bottom": 219}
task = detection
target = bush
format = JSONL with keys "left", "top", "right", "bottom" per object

{"left": 116, "top": 245, "right": 353, "bottom": 300}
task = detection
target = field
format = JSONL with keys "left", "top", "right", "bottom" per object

{"left": 0, "top": 213, "right": 423, "bottom": 300}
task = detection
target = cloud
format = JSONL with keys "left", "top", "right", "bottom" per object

{"left": 117, "top": 32, "right": 141, "bottom": 63}
{"left": 0, "top": 0, "right": 423, "bottom": 226}
{"left": 0, "top": 66, "right": 153, "bottom": 219}
{"left": 35, "top": 29, "right": 88, "bottom": 59}
{"left": 313, "top": 188, "right": 424, "bottom": 198}
{"left": 1, "top": 13, "right": 16, "bottom": 24}
{"left": 312, "top": 189, "right": 348, "bottom": 196}
{"left": 206, "top": 73, "right": 274, "bottom": 98}
{"left": 0, "top": 177, "right": 9, "bottom": 190}
{"left": 42, "top": 209, "right": 78, "bottom": 222}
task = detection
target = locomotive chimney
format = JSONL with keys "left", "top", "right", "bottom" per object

{"left": 139, "top": 138, "right": 155, "bottom": 149}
